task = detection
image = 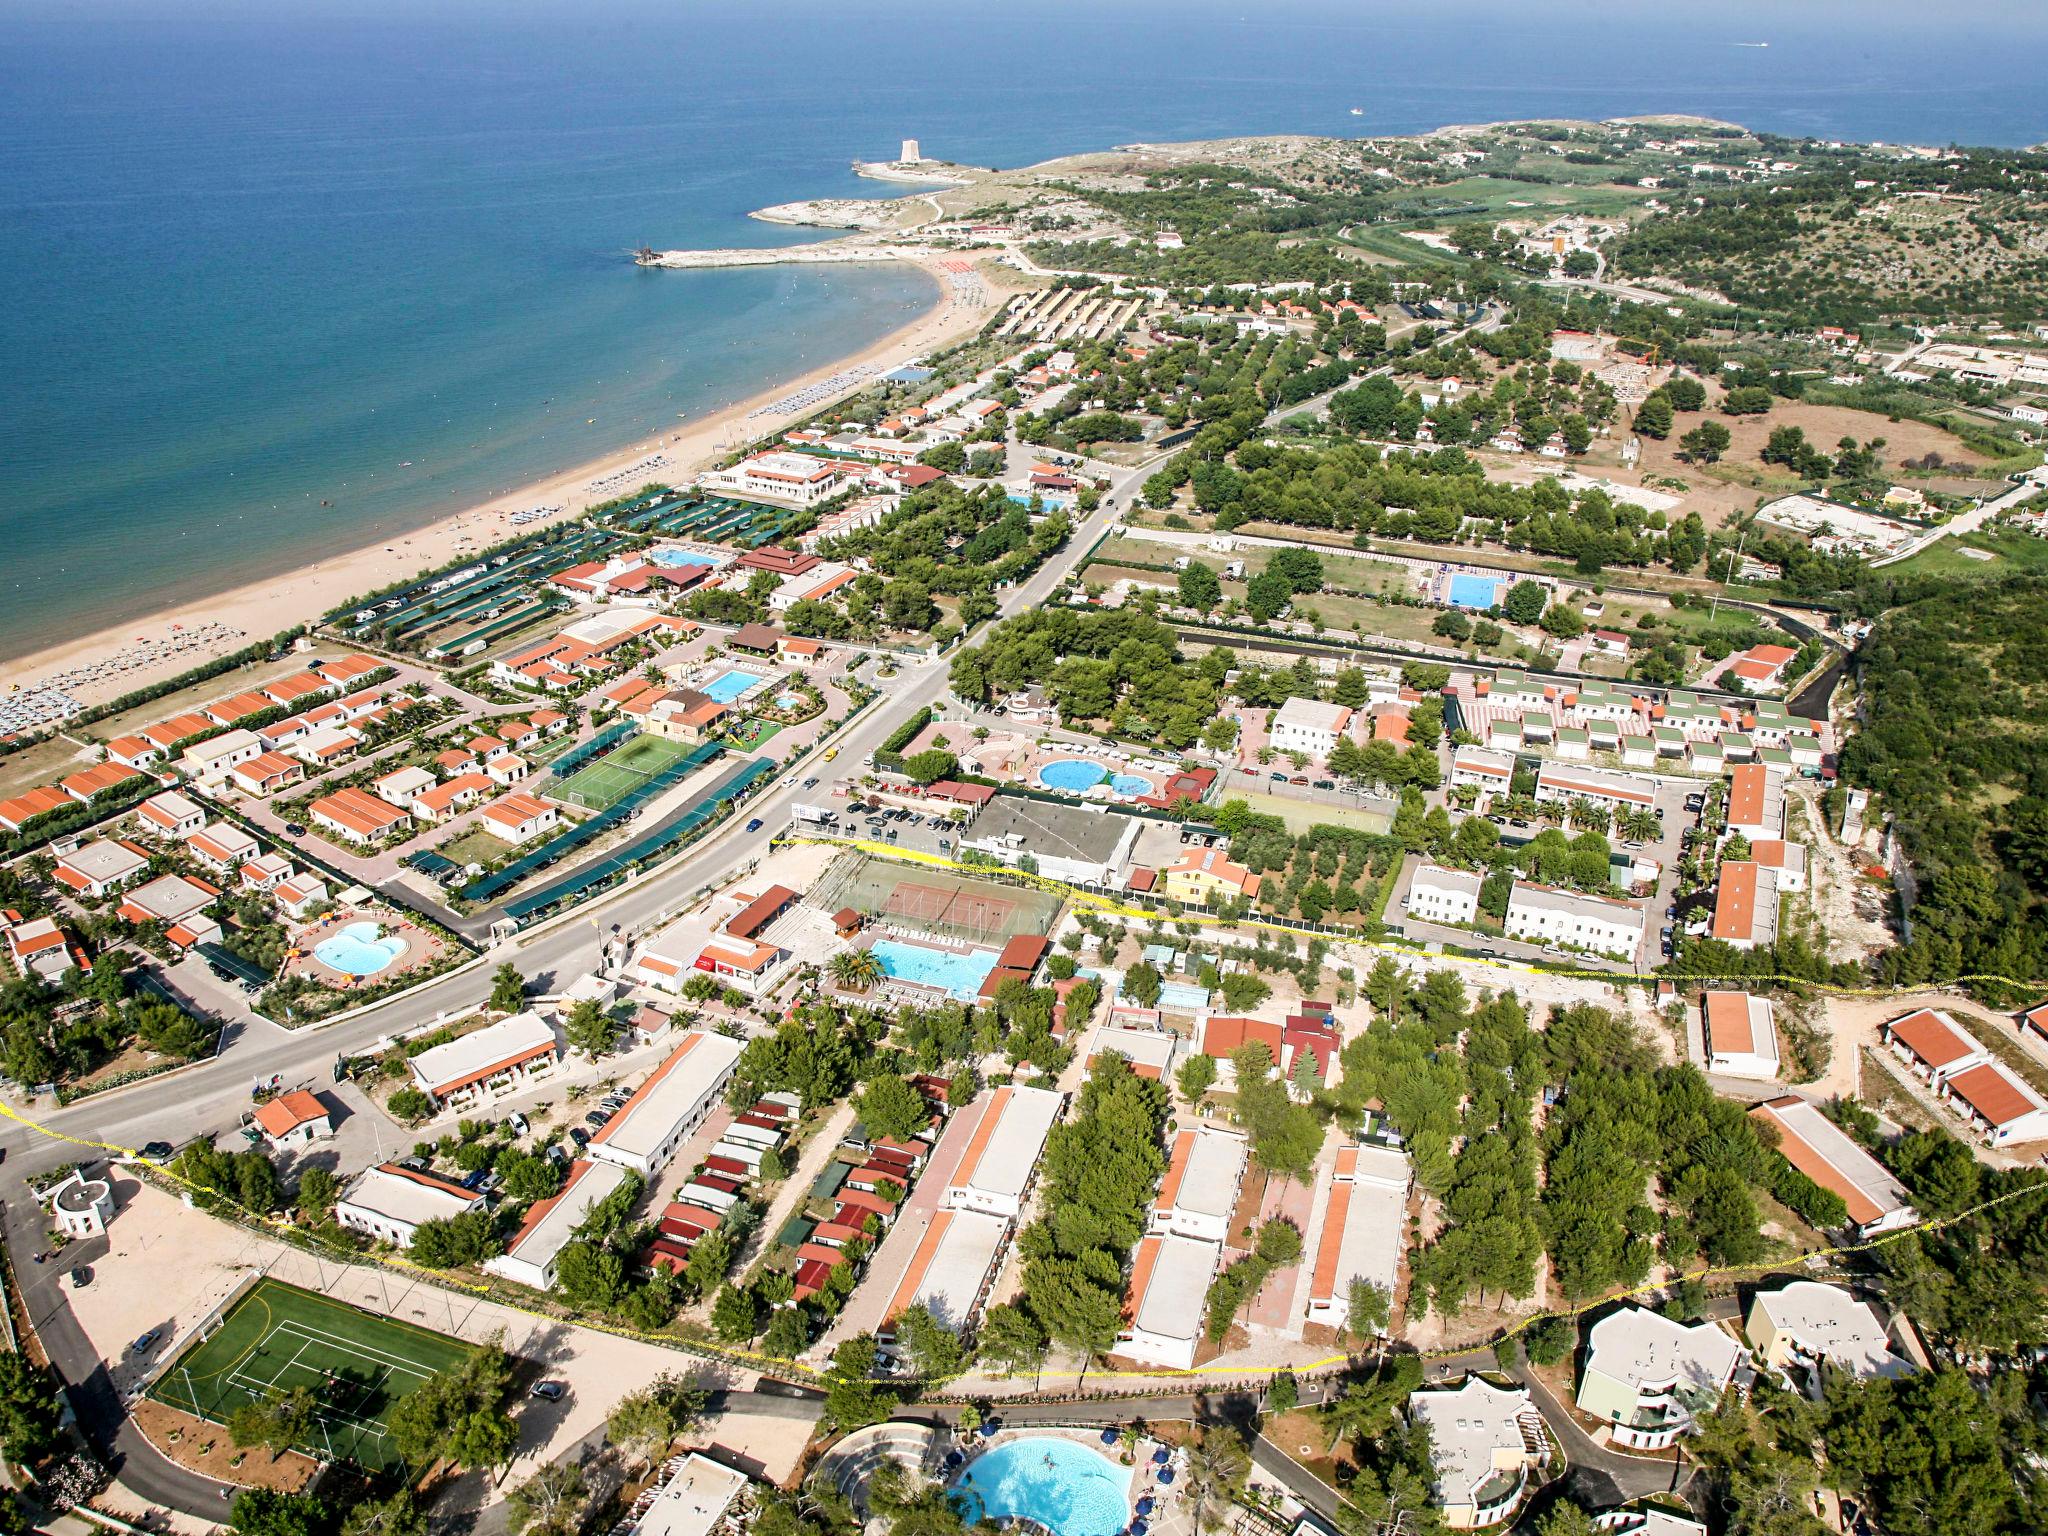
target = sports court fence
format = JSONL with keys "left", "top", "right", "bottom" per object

{"left": 809, "top": 851, "right": 1063, "bottom": 946}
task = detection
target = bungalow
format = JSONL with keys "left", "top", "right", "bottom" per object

{"left": 0, "top": 788, "right": 84, "bottom": 836}
{"left": 181, "top": 729, "right": 264, "bottom": 784}
{"left": 309, "top": 787, "right": 412, "bottom": 844}
{"left": 273, "top": 874, "right": 330, "bottom": 921}
{"left": 1749, "top": 1096, "right": 1917, "bottom": 1238}
{"left": 1701, "top": 990, "right": 1778, "bottom": 1080}
{"left": 252, "top": 1089, "right": 334, "bottom": 1150}
{"left": 104, "top": 736, "right": 162, "bottom": 771}
{"left": 1730, "top": 643, "right": 1799, "bottom": 692}
{"left": 187, "top": 822, "right": 262, "bottom": 874}
{"left": 1449, "top": 747, "right": 1514, "bottom": 793}
{"left": 1577, "top": 1307, "right": 1744, "bottom": 1449}
{"left": 486, "top": 754, "right": 531, "bottom": 787}
{"left": 372, "top": 766, "right": 438, "bottom": 808}
{"left": 2, "top": 912, "right": 74, "bottom": 987}
{"left": 288, "top": 725, "right": 363, "bottom": 768}
{"left": 203, "top": 692, "right": 274, "bottom": 727}
{"left": 139, "top": 713, "right": 216, "bottom": 755}
{"left": 262, "top": 671, "right": 333, "bottom": 709}
{"left": 61, "top": 761, "right": 144, "bottom": 805}
{"left": 336, "top": 1163, "right": 486, "bottom": 1249}
{"left": 230, "top": 751, "right": 306, "bottom": 797}
{"left": 1589, "top": 629, "right": 1631, "bottom": 658}
{"left": 1710, "top": 861, "right": 1778, "bottom": 952}
{"left": 53, "top": 839, "right": 151, "bottom": 899}
{"left": 1305, "top": 1144, "right": 1412, "bottom": 1333}
{"left": 480, "top": 791, "right": 559, "bottom": 845}
{"left": 411, "top": 772, "right": 493, "bottom": 824}
{"left": 117, "top": 873, "right": 219, "bottom": 931}
{"left": 1940, "top": 1058, "right": 2048, "bottom": 1147}
{"left": 240, "top": 853, "right": 293, "bottom": 892}
{"left": 136, "top": 790, "right": 206, "bottom": 840}
{"left": 1879, "top": 1007, "right": 1987, "bottom": 1086}
{"left": 1118, "top": 1231, "right": 1221, "bottom": 1371}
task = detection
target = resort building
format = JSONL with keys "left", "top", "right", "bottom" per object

{"left": 117, "top": 873, "right": 219, "bottom": 937}
{"left": 1534, "top": 764, "right": 1656, "bottom": 815}
{"left": 2, "top": 913, "right": 72, "bottom": 987}
{"left": 1268, "top": 697, "right": 1352, "bottom": 759}
{"left": 481, "top": 791, "right": 560, "bottom": 845}
{"left": 335, "top": 1163, "right": 486, "bottom": 1249}
{"left": 701, "top": 451, "right": 845, "bottom": 507}
{"left": 585, "top": 1031, "right": 743, "bottom": 1177}
{"left": 136, "top": 790, "right": 206, "bottom": 840}
{"left": 1409, "top": 1376, "right": 1549, "bottom": 1530}
{"left": 1449, "top": 747, "right": 1515, "bottom": 794}
{"left": 410, "top": 773, "right": 492, "bottom": 823}
{"left": 1938, "top": 1058, "right": 2048, "bottom": 1147}
{"left": 1745, "top": 1281, "right": 1915, "bottom": 1395}
{"left": 187, "top": 822, "right": 261, "bottom": 875}
{"left": 630, "top": 1454, "right": 751, "bottom": 1536}
{"left": 1405, "top": 864, "right": 1482, "bottom": 927}
{"left": 310, "top": 787, "right": 412, "bottom": 844}
{"left": 1149, "top": 1126, "right": 1247, "bottom": 1245}
{"left": 1504, "top": 881, "right": 1646, "bottom": 959}
{"left": 1085, "top": 1022, "right": 1181, "bottom": 1081}
{"left": 1879, "top": 1007, "right": 1987, "bottom": 1085}
{"left": 1577, "top": 1307, "right": 1744, "bottom": 1450}
{"left": 1160, "top": 845, "right": 1262, "bottom": 905}
{"left": 1701, "top": 990, "right": 1779, "bottom": 1080}
{"left": 1119, "top": 1231, "right": 1222, "bottom": 1371}
{"left": 944, "top": 1085, "right": 1063, "bottom": 1220}
{"left": 230, "top": 751, "right": 306, "bottom": 797}
{"left": 407, "top": 1011, "right": 560, "bottom": 1110}
{"left": 957, "top": 797, "right": 1140, "bottom": 887}
{"left": 1709, "top": 862, "right": 1778, "bottom": 952}
{"left": 1725, "top": 763, "right": 1786, "bottom": 842}
{"left": 180, "top": 729, "right": 264, "bottom": 784}
{"left": 1592, "top": 1509, "right": 1707, "bottom": 1536}
{"left": 1305, "top": 1144, "right": 1412, "bottom": 1334}
{"left": 251, "top": 1089, "right": 334, "bottom": 1151}
{"left": 1748, "top": 1096, "right": 1917, "bottom": 1238}
{"left": 486, "top": 1158, "right": 635, "bottom": 1291}
{"left": 53, "top": 838, "right": 150, "bottom": 899}
{"left": 881, "top": 1207, "right": 1009, "bottom": 1342}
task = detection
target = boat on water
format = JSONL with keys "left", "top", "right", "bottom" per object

{"left": 1350, "top": 107, "right": 1363, "bottom": 116}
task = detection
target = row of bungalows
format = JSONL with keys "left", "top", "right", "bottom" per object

{"left": 93, "top": 653, "right": 386, "bottom": 777}
{"left": 491, "top": 1031, "right": 749, "bottom": 1292}
{"left": 1307, "top": 1143, "right": 1414, "bottom": 1335}
{"left": 1880, "top": 1007, "right": 2048, "bottom": 1147}
{"left": 489, "top": 609, "right": 687, "bottom": 693}
{"left": 1455, "top": 673, "right": 1825, "bottom": 776}
{"left": 0, "top": 760, "right": 150, "bottom": 835}
{"left": 773, "top": 1113, "right": 913, "bottom": 1303}
{"left": 878, "top": 1084, "right": 1064, "bottom": 1355}
{"left": 1118, "top": 1126, "right": 1250, "bottom": 1370}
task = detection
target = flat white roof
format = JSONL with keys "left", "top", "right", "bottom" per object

{"left": 891, "top": 1208, "right": 1008, "bottom": 1333}
{"left": 409, "top": 1011, "right": 558, "bottom": 1096}
{"left": 1312, "top": 1144, "right": 1410, "bottom": 1306}
{"left": 950, "top": 1085, "right": 1062, "bottom": 1205}
{"left": 636, "top": 1455, "right": 750, "bottom": 1536}
{"left": 339, "top": 1165, "right": 483, "bottom": 1229}
{"left": 588, "top": 1031, "right": 743, "bottom": 1163}
{"left": 1132, "top": 1233, "right": 1221, "bottom": 1344}
{"left": 1161, "top": 1128, "right": 1246, "bottom": 1222}
{"left": 1411, "top": 862, "right": 1484, "bottom": 897}
{"left": 501, "top": 1157, "right": 633, "bottom": 1267}
{"left": 1752, "top": 1281, "right": 1910, "bottom": 1382}
{"left": 1273, "top": 696, "right": 1351, "bottom": 732}
{"left": 61, "top": 839, "right": 148, "bottom": 882}
{"left": 1586, "top": 1307, "right": 1743, "bottom": 1395}
{"left": 1750, "top": 1097, "right": 1913, "bottom": 1229}
{"left": 1409, "top": 1376, "right": 1538, "bottom": 1508}
{"left": 1090, "top": 1023, "right": 1178, "bottom": 1074}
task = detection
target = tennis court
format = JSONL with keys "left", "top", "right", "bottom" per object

{"left": 811, "top": 852, "right": 1064, "bottom": 944}
{"left": 149, "top": 1280, "right": 469, "bottom": 1470}
{"left": 554, "top": 733, "right": 701, "bottom": 812}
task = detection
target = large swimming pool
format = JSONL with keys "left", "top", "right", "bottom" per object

{"left": 1447, "top": 573, "right": 1501, "bottom": 610}
{"left": 648, "top": 548, "right": 714, "bottom": 572}
{"left": 1038, "top": 757, "right": 1109, "bottom": 792}
{"left": 312, "top": 921, "right": 408, "bottom": 977}
{"left": 870, "top": 938, "right": 1001, "bottom": 1001}
{"left": 700, "top": 669, "right": 761, "bottom": 705}
{"left": 952, "top": 1437, "right": 1131, "bottom": 1536}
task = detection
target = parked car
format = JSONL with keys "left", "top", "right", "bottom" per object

{"left": 129, "top": 1329, "right": 161, "bottom": 1357}
{"left": 69, "top": 1268, "right": 91, "bottom": 1289}
{"left": 1289, "top": 776, "right": 1309, "bottom": 785}
{"left": 583, "top": 1110, "right": 611, "bottom": 1128}
{"left": 1269, "top": 771, "right": 1288, "bottom": 781}
{"left": 1312, "top": 780, "right": 1335, "bottom": 790}
{"left": 802, "top": 777, "right": 818, "bottom": 789}
{"left": 139, "top": 1141, "right": 174, "bottom": 1162}
{"left": 569, "top": 1127, "right": 590, "bottom": 1147}
{"left": 531, "top": 1381, "right": 566, "bottom": 1401}
{"left": 507, "top": 1113, "right": 529, "bottom": 1137}
{"left": 461, "top": 1169, "right": 489, "bottom": 1191}
{"left": 284, "top": 823, "right": 307, "bottom": 837}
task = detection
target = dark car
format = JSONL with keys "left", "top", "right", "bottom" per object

{"left": 139, "top": 1141, "right": 174, "bottom": 1162}
{"left": 69, "top": 1268, "right": 91, "bottom": 1289}
{"left": 745, "top": 818, "right": 764, "bottom": 833}
{"left": 531, "top": 1381, "right": 566, "bottom": 1401}
{"left": 461, "top": 1168, "right": 489, "bottom": 1191}
{"left": 284, "top": 822, "right": 307, "bottom": 837}
{"left": 584, "top": 1110, "right": 610, "bottom": 1128}
{"left": 569, "top": 1127, "right": 590, "bottom": 1147}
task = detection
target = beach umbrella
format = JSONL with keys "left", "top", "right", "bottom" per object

{"left": 1156, "top": 1469, "right": 1174, "bottom": 1485}
{"left": 1101, "top": 1428, "right": 1120, "bottom": 1445}
{"left": 1152, "top": 1448, "right": 1171, "bottom": 1464}
{"left": 1131, "top": 1521, "right": 1149, "bottom": 1534}
{"left": 979, "top": 1418, "right": 998, "bottom": 1438}
{"left": 1136, "top": 1498, "right": 1154, "bottom": 1515}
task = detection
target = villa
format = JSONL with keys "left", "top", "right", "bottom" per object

{"left": 1160, "top": 845, "right": 1261, "bottom": 905}
{"left": 1409, "top": 1376, "right": 1549, "bottom": 1529}
{"left": 1745, "top": 1281, "right": 1916, "bottom": 1395}
{"left": 2, "top": 913, "right": 73, "bottom": 987}
{"left": 335, "top": 1163, "right": 485, "bottom": 1249}
{"left": 1577, "top": 1307, "right": 1744, "bottom": 1449}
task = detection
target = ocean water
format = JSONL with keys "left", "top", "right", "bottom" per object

{"left": 5, "top": 0, "right": 2045, "bottom": 660}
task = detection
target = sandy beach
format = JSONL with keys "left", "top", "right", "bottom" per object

{"left": 0, "top": 252, "right": 1000, "bottom": 711}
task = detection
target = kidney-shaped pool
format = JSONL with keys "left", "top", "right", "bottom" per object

{"left": 951, "top": 1437, "right": 1131, "bottom": 1536}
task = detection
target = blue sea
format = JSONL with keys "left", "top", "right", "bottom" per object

{"left": 5, "top": 0, "right": 2046, "bottom": 659}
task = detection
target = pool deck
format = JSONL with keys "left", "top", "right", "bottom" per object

{"left": 950, "top": 1428, "right": 1189, "bottom": 1536}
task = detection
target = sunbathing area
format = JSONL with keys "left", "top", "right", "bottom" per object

{"left": 279, "top": 908, "right": 448, "bottom": 990}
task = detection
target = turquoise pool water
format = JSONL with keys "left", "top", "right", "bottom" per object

{"left": 1157, "top": 981, "right": 1211, "bottom": 1011}
{"left": 1109, "top": 773, "right": 1152, "bottom": 797}
{"left": 870, "top": 939, "right": 1000, "bottom": 1001}
{"left": 953, "top": 1437, "right": 1130, "bottom": 1536}
{"left": 701, "top": 669, "right": 759, "bottom": 705}
{"left": 1448, "top": 574, "right": 1500, "bottom": 610}
{"left": 1038, "top": 757, "right": 1108, "bottom": 792}
{"left": 649, "top": 549, "right": 713, "bottom": 572}
{"left": 312, "top": 921, "right": 408, "bottom": 976}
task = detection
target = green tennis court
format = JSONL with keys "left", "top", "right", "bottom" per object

{"left": 148, "top": 1279, "right": 469, "bottom": 1470}
{"left": 554, "top": 733, "right": 700, "bottom": 811}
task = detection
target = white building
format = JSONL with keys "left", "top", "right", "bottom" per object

{"left": 1405, "top": 863, "right": 1483, "bottom": 927}
{"left": 881, "top": 1207, "right": 1009, "bottom": 1342}
{"left": 1305, "top": 1144, "right": 1411, "bottom": 1334}
{"left": 485, "top": 1157, "right": 636, "bottom": 1291}
{"left": 943, "top": 1084, "right": 1062, "bottom": 1220}
{"left": 1268, "top": 697, "right": 1352, "bottom": 759}
{"left": 1534, "top": 763, "right": 1657, "bottom": 815}
{"left": 585, "top": 1031, "right": 744, "bottom": 1177}
{"left": 1701, "top": 990, "right": 1779, "bottom": 1080}
{"left": 1449, "top": 747, "right": 1515, "bottom": 793}
{"left": 1149, "top": 1126, "right": 1247, "bottom": 1245}
{"left": 181, "top": 729, "right": 264, "bottom": 783}
{"left": 1119, "top": 1231, "right": 1222, "bottom": 1371}
{"left": 633, "top": 1454, "right": 751, "bottom": 1536}
{"left": 1409, "top": 1376, "right": 1549, "bottom": 1530}
{"left": 1504, "top": 881, "right": 1646, "bottom": 959}
{"left": 1577, "top": 1307, "right": 1744, "bottom": 1450}
{"left": 1745, "top": 1281, "right": 1915, "bottom": 1396}
{"left": 957, "top": 797, "right": 1139, "bottom": 887}
{"left": 701, "top": 451, "right": 844, "bottom": 507}
{"left": 407, "top": 1011, "right": 560, "bottom": 1110}
{"left": 1748, "top": 1096, "right": 1917, "bottom": 1238}
{"left": 336, "top": 1163, "right": 487, "bottom": 1248}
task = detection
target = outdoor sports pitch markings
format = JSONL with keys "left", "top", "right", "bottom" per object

{"left": 555, "top": 733, "right": 698, "bottom": 812}
{"left": 148, "top": 1279, "right": 469, "bottom": 1470}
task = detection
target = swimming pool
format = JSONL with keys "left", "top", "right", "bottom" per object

{"left": 1108, "top": 773, "right": 1152, "bottom": 797}
{"left": 312, "top": 921, "right": 408, "bottom": 977}
{"left": 1448, "top": 574, "right": 1500, "bottom": 610}
{"left": 1038, "top": 757, "right": 1109, "bottom": 792}
{"left": 700, "top": 669, "right": 760, "bottom": 705}
{"left": 648, "top": 549, "right": 714, "bottom": 572}
{"left": 953, "top": 1437, "right": 1130, "bottom": 1536}
{"left": 870, "top": 939, "right": 1001, "bottom": 1001}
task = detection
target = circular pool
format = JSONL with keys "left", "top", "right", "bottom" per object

{"left": 952, "top": 1437, "right": 1131, "bottom": 1536}
{"left": 313, "top": 921, "right": 408, "bottom": 977}
{"left": 1108, "top": 774, "right": 1152, "bottom": 797}
{"left": 1038, "top": 758, "right": 1109, "bottom": 793}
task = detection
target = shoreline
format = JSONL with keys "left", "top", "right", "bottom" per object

{"left": 0, "top": 254, "right": 997, "bottom": 711}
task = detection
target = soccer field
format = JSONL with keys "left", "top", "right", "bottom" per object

{"left": 148, "top": 1280, "right": 470, "bottom": 1469}
{"left": 554, "top": 733, "right": 698, "bottom": 811}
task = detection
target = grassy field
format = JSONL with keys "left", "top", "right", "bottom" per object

{"left": 553, "top": 732, "right": 696, "bottom": 811}
{"left": 1093, "top": 536, "right": 1414, "bottom": 597}
{"left": 1224, "top": 786, "right": 1394, "bottom": 836}
{"left": 435, "top": 827, "right": 514, "bottom": 869}
{"left": 149, "top": 1280, "right": 468, "bottom": 1470}
{"left": 1883, "top": 528, "right": 2048, "bottom": 583}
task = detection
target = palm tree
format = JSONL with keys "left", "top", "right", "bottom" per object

{"left": 830, "top": 948, "right": 882, "bottom": 992}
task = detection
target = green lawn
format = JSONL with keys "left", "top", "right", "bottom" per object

{"left": 148, "top": 1279, "right": 469, "bottom": 1470}
{"left": 553, "top": 732, "right": 697, "bottom": 811}
{"left": 1883, "top": 528, "right": 2048, "bottom": 582}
